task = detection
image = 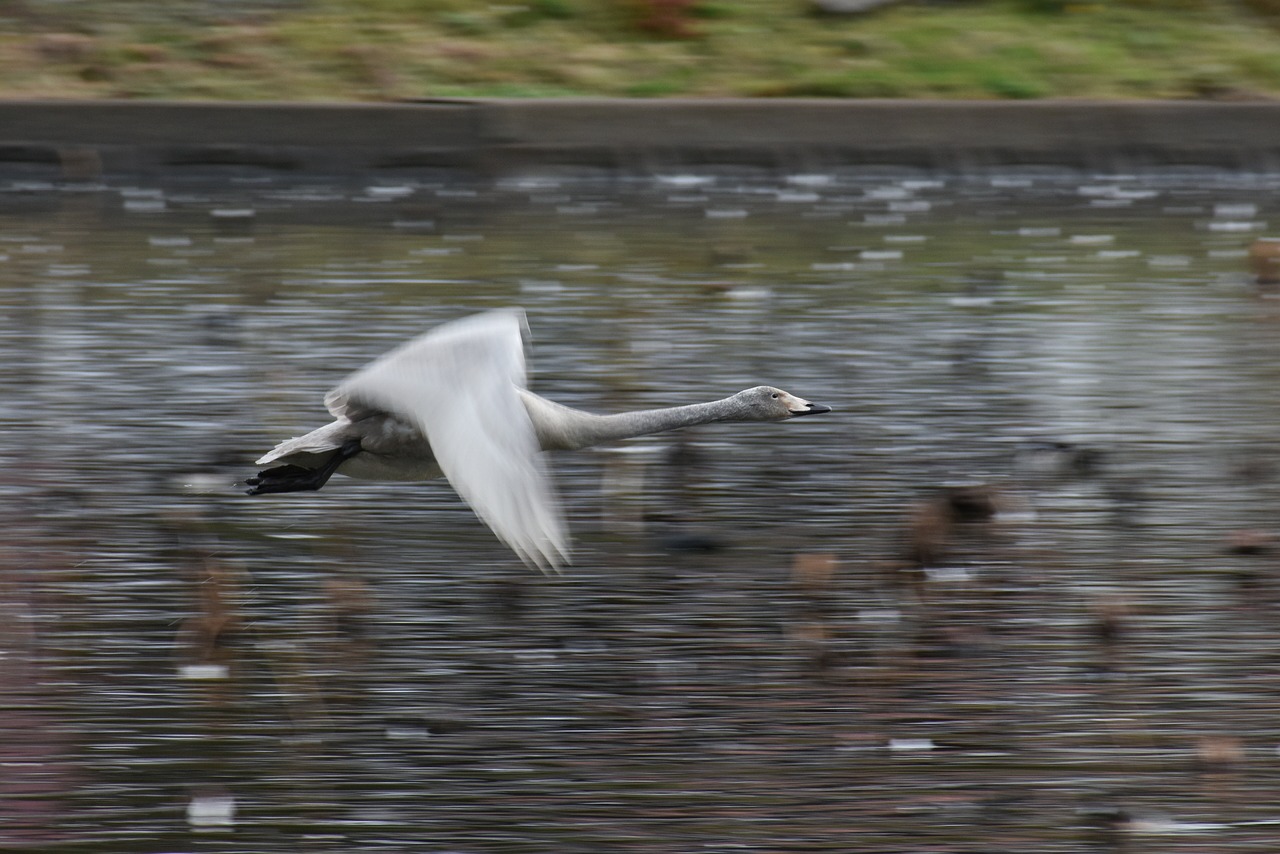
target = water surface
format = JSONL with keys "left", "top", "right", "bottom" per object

{"left": 3, "top": 169, "right": 1280, "bottom": 852}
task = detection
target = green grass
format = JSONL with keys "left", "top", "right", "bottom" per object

{"left": 2, "top": 0, "right": 1279, "bottom": 100}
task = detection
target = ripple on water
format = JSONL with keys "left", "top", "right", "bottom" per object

{"left": 6, "top": 172, "right": 1280, "bottom": 851}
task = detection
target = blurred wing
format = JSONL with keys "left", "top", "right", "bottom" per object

{"left": 325, "top": 309, "right": 569, "bottom": 571}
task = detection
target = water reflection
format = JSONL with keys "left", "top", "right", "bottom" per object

{"left": 3, "top": 169, "right": 1280, "bottom": 851}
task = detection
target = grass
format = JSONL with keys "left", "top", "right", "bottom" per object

{"left": 1, "top": 0, "right": 1279, "bottom": 100}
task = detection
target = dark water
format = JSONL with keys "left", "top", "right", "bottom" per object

{"left": 4, "top": 168, "right": 1280, "bottom": 852}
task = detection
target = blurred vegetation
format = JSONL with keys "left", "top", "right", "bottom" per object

{"left": 1, "top": 0, "right": 1280, "bottom": 100}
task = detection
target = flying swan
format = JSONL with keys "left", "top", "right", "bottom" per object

{"left": 246, "top": 309, "right": 830, "bottom": 570}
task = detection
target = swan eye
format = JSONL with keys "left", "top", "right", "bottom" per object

{"left": 771, "top": 393, "right": 779, "bottom": 399}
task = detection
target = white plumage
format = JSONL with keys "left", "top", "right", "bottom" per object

{"left": 248, "top": 308, "right": 829, "bottom": 571}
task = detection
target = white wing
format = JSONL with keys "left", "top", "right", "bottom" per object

{"left": 326, "top": 309, "right": 569, "bottom": 571}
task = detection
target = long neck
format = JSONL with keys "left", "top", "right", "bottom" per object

{"left": 521, "top": 391, "right": 740, "bottom": 451}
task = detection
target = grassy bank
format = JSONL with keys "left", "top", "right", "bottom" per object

{"left": 2, "top": 0, "right": 1280, "bottom": 101}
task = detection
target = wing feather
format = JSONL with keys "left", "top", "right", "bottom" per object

{"left": 326, "top": 309, "right": 569, "bottom": 570}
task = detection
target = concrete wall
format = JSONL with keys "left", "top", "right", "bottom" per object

{"left": 2, "top": 99, "right": 1279, "bottom": 179}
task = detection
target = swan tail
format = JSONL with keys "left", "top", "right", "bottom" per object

{"left": 245, "top": 439, "right": 362, "bottom": 495}
{"left": 254, "top": 422, "right": 352, "bottom": 466}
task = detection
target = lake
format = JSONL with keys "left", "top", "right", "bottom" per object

{"left": 3, "top": 167, "right": 1280, "bottom": 852}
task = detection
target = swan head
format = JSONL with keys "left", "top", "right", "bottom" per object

{"left": 731, "top": 386, "right": 831, "bottom": 421}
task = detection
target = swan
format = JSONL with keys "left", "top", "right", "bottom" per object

{"left": 245, "top": 309, "right": 830, "bottom": 570}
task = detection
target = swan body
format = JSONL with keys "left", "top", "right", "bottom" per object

{"left": 247, "top": 309, "right": 829, "bottom": 570}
